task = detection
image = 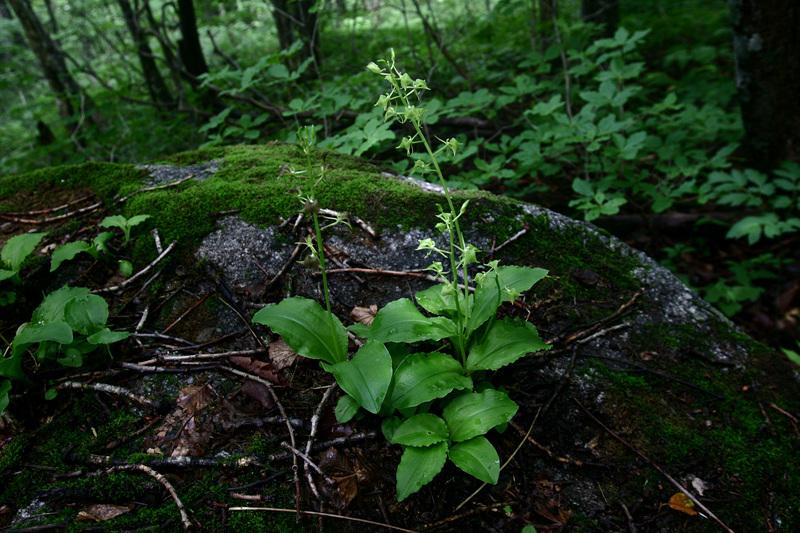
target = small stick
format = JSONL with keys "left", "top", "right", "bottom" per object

{"left": 95, "top": 241, "right": 176, "bottom": 294}
{"left": 56, "top": 381, "right": 156, "bottom": 410}
{"left": 161, "top": 292, "right": 213, "bottom": 334}
{"left": 158, "top": 348, "right": 266, "bottom": 362}
{"left": 322, "top": 267, "right": 437, "bottom": 282}
{"left": 98, "top": 464, "right": 192, "bottom": 530}
{"left": 0, "top": 201, "right": 102, "bottom": 225}
{"left": 421, "top": 502, "right": 510, "bottom": 531}
{"left": 83, "top": 453, "right": 259, "bottom": 468}
{"left": 573, "top": 398, "right": 734, "bottom": 533}
{"left": 132, "top": 332, "right": 194, "bottom": 345}
{"left": 303, "top": 383, "right": 337, "bottom": 499}
{"left": 151, "top": 228, "right": 163, "bottom": 254}
{"left": 226, "top": 416, "right": 306, "bottom": 430}
{"left": 219, "top": 365, "right": 301, "bottom": 513}
{"left": 280, "top": 442, "right": 335, "bottom": 486}
{"left": 509, "top": 420, "right": 583, "bottom": 466}
{"left": 267, "top": 431, "right": 377, "bottom": 461}
{"left": 229, "top": 507, "right": 415, "bottom": 533}
{"left": 264, "top": 243, "right": 302, "bottom": 290}
{"left": 231, "top": 493, "right": 264, "bottom": 501}
{"left": 115, "top": 174, "right": 196, "bottom": 204}
{"left": 3, "top": 194, "right": 93, "bottom": 216}
{"left": 121, "top": 361, "right": 219, "bottom": 373}
{"left": 768, "top": 402, "right": 800, "bottom": 437}
{"left": 548, "top": 289, "right": 642, "bottom": 345}
{"left": 489, "top": 226, "right": 528, "bottom": 255}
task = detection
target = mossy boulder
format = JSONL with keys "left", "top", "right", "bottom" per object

{"left": 0, "top": 144, "right": 798, "bottom": 531}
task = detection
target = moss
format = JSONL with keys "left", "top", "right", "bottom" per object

{"left": 596, "top": 357, "right": 800, "bottom": 530}
{"left": 0, "top": 161, "right": 147, "bottom": 209}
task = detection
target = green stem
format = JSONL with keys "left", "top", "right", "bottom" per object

{"left": 312, "top": 209, "right": 343, "bottom": 361}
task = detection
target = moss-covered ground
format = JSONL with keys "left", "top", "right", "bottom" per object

{"left": 1, "top": 144, "right": 798, "bottom": 530}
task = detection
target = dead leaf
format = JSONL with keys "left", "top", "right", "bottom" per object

{"left": 77, "top": 504, "right": 132, "bottom": 521}
{"left": 240, "top": 380, "right": 274, "bottom": 409}
{"left": 230, "top": 356, "right": 284, "bottom": 385}
{"left": 176, "top": 384, "right": 215, "bottom": 415}
{"left": 269, "top": 338, "right": 298, "bottom": 370}
{"left": 150, "top": 384, "right": 217, "bottom": 457}
{"left": 668, "top": 492, "right": 698, "bottom": 516}
{"left": 350, "top": 305, "right": 378, "bottom": 326}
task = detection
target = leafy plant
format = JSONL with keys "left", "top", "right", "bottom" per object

{"left": 50, "top": 232, "right": 114, "bottom": 272}
{"left": 253, "top": 53, "right": 550, "bottom": 501}
{"left": 99, "top": 214, "right": 150, "bottom": 245}
{"left": 0, "top": 286, "right": 129, "bottom": 415}
{"left": 0, "top": 232, "right": 46, "bottom": 282}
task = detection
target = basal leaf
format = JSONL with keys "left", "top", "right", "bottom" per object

{"left": 323, "top": 341, "right": 392, "bottom": 414}
{"left": 65, "top": 294, "right": 109, "bottom": 335}
{"left": 443, "top": 389, "right": 518, "bottom": 442}
{"left": 382, "top": 416, "right": 403, "bottom": 442}
{"left": 14, "top": 321, "right": 73, "bottom": 347}
{"left": 252, "top": 297, "right": 347, "bottom": 364}
{"left": 467, "top": 266, "right": 547, "bottom": 334}
{"left": 467, "top": 319, "right": 549, "bottom": 371}
{"left": 334, "top": 394, "right": 360, "bottom": 423}
{"left": 1, "top": 232, "right": 46, "bottom": 271}
{"left": 0, "top": 379, "right": 10, "bottom": 413}
{"left": 99, "top": 215, "right": 127, "bottom": 231}
{"left": 360, "top": 298, "right": 457, "bottom": 343}
{"left": 86, "top": 328, "right": 130, "bottom": 345}
{"left": 391, "top": 413, "right": 449, "bottom": 447}
{"left": 32, "top": 286, "right": 91, "bottom": 323}
{"left": 448, "top": 435, "right": 500, "bottom": 484}
{"left": 50, "top": 241, "right": 94, "bottom": 272}
{"left": 388, "top": 352, "right": 472, "bottom": 410}
{"left": 396, "top": 442, "right": 448, "bottom": 502}
{"left": 415, "top": 284, "right": 456, "bottom": 315}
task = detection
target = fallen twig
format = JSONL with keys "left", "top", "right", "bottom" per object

{"left": 303, "top": 383, "right": 337, "bottom": 499}
{"left": 115, "top": 174, "right": 196, "bottom": 204}
{"left": 81, "top": 453, "right": 259, "bottom": 469}
{"left": 0, "top": 201, "right": 102, "bottom": 225}
{"left": 229, "top": 506, "right": 415, "bottom": 532}
{"left": 158, "top": 348, "right": 266, "bottom": 363}
{"left": 56, "top": 381, "right": 157, "bottom": 410}
{"left": 2, "top": 194, "right": 93, "bottom": 216}
{"left": 161, "top": 292, "right": 212, "bottom": 334}
{"left": 266, "top": 431, "right": 377, "bottom": 461}
{"left": 573, "top": 397, "right": 734, "bottom": 533}
{"left": 421, "top": 502, "right": 510, "bottom": 531}
{"left": 280, "top": 442, "right": 335, "bottom": 486}
{"left": 322, "top": 267, "right": 436, "bottom": 282}
{"left": 96, "top": 464, "right": 192, "bottom": 530}
{"left": 94, "top": 241, "right": 176, "bottom": 294}
{"left": 489, "top": 226, "right": 528, "bottom": 256}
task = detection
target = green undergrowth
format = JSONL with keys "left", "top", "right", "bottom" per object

{"left": 589, "top": 333, "right": 800, "bottom": 530}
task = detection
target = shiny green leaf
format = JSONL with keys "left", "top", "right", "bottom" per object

{"left": 359, "top": 298, "right": 457, "bottom": 343}
{"left": 334, "top": 394, "right": 360, "bottom": 423}
{"left": 50, "top": 241, "right": 94, "bottom": 272}
{"left": 252, "top": 297, "right": 347, "bottom": 364}
{"left": 323, "top": 341, "right": 392, "bottom": 414}
{"left": 443, "top": 389, "right": 518, "bottom": 442}
{"left": 388, "top": 352, "right": 472, "bottom": 410}
{"left": 396, "top": 442, "right": 448, "bottom": 501}
{"left": 391, "top": 413, "right": 449, "bottom": 446}
{"left": 467, "top": 266, "right": 547, "bottom": 334}
{"left": 448, "top": 436, "right": 500, "bottom": 484}
{"left": 467, "top": 319, "right": 549, "bottom": 371}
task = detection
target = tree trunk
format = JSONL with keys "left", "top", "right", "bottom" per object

{"left": 729, "top": 0, "right": 800, "bottom": 170}
{"left": 176, "top": 0, "right": 209, "bottom": 83}
{"left": 581, "top": 0, "right": 618, "bottom": 37}
{"left": 7, "top": 0, "right": 94, "bottom": 135}
{"left": 270, "top": 0, "right": 321, "bottom": 73}
{"left": 117, "top": 0, "right": 173, "bottom": 109}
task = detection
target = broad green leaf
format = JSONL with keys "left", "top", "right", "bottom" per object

{"left": 65, "top": 294, "right": 109, "bottom": 335}
{"left": 396, "top": 442, "right": 448, "bottom": 502}
{"left": 448, "top": 435, "right": 500, "bottom": 484}
{"left": 32, "top": 286, "right": 91, "bottom": 323}
{"left": 93, "top": 232, "right": 115, "bottom": 254}
{"left": 389, "top": 352, "right": 472, "bottom": 410}
{"left": 0, "top": 379, "right": 10, "bottom": 414}
{"left": 50, "top": 241, "right": 94, "bottom": 272}
{"left": 126, "top": 214, "right": 151, "bottom": 227}
{"left": 86, "top": 328, "right": 129, "bottom": 345}
{"left": 415, "top": 284, "right": 456, "bottom": 315}
{"left": 334, "top": 394, "right": 360, "bottom": 423}
{"left": 391, "top": 413, "right": 449, "bottom": 447}
{"left": 361, "top": 298, "right": 457, "bottom": 343}
{"left": 322, "top": 341, "right": 392, "bottom": 414}
{"left": 2, "top": 233, "right": 46, "bottom": 271}
{"left": 0, "top": 270, "right": 15, "bottom": 281}
{"left": 0, "top": 351, "right": 25, "bottom": 381}
{"left": 467, "top": 267, "right": 548, "bottom": 334}
{"left": 783, "top": 347, "right": 800, "bottom": 367}
{"left": 443, "top": 389, "right": 518, "bottom": 442}
{"left": 99, "top": 215, "right": 127, "bottom": 231}
{"left": 14, "top": 321, "right": 73, "bottom": 347}
{"left": 467, "top": 319, "right": 549, "bottom": 371}
{"left": 44, "top": 387, "right": 57, "bottom": 401}
{"left": 381, "top": 416, "right": 403, "bottom": 442}
{"left": 252, "top": 297, "right": 347, "bottom": 363}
